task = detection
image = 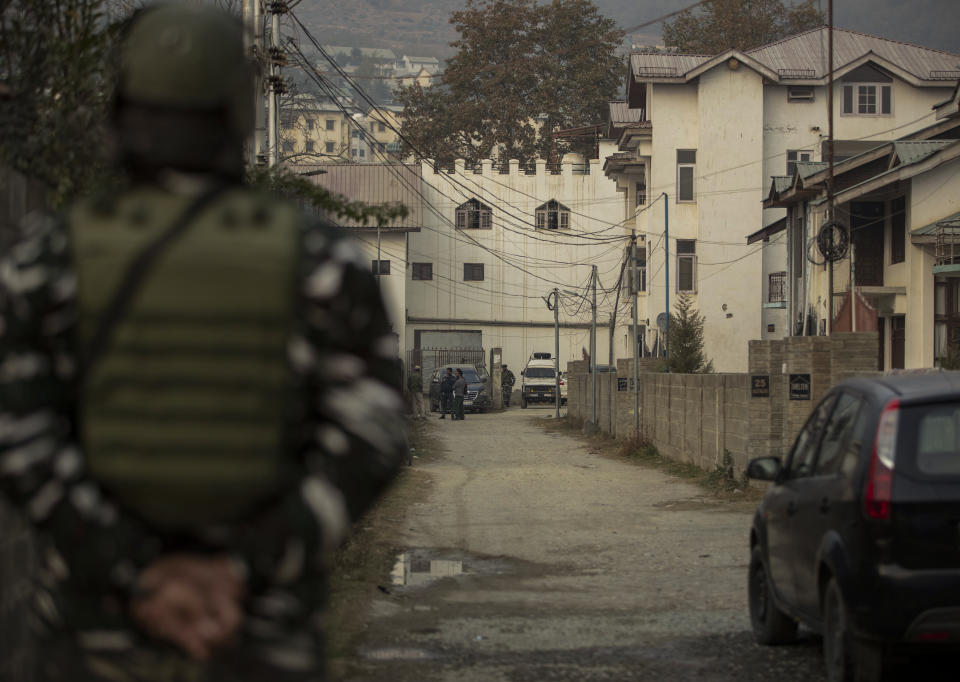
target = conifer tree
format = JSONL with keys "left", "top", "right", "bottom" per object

{"left": 666, "top": 293, "right": 713, "bottom": 374}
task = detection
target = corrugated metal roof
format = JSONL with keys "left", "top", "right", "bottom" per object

{"left": 892, "top": 140, "right": 955, "bottom": 165}
{"left": 772, "top": 176, "right": 793, "bottom": 193}
{"left": 630, "top": 53, "right": 711, "bottom": 78}
{"left": 747, "top": 27, "right": 960, "bottom": 81}
{"left": 796, "top": 161, "right": 829, "bottom": 179}
{"left": 304, "top": 164, "right": 422, "bottom": 230}
{"left": 608, "top": 101, "right": 644, "bottom": 124}
{"left": 912, "top": 210, "right": 960, "bottom": 236}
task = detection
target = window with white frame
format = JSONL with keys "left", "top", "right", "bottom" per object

{"left": 676, "top": 150, "right": 696, "bottom": 202}
{"left": 786, "top": 150, "right": 812, "bottom": 176}
{"left": 325, "top": 141, "right": 334, "bottom": 154}
{"left": 768, "top": 271, "right": 787, "bottom": 303}
{"left": 635, "top": 181, "right": 646, "bottom": 207}
{"left": 842, "top": 84, "right": 892, "bottom": 115}
{"left": 535, "top": 200, "right": 570, "bottom": 230}
{"left": 325, "top": 119, "right": 335, "bottom": 130}
{"left": 455, "top": 199, "right": 493, "bottom": 229}
{"left": 676, "top": 239, "right": 696, "bottom": 292}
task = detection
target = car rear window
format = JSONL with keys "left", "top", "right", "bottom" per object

{"left": 526, "top": 367, "right": 555, "bottom": 379}
{"left": 901, "top": 402, "right": 960, "bottom": 476}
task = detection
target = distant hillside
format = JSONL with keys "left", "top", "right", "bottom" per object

{"left": 293, "top": 0, "right": 960, "bottom": 65}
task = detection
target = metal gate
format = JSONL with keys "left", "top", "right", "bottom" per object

{"left": 407, "top": 348, "right": 487, "bottom": 383}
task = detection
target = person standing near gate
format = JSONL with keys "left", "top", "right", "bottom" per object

{"left": 407, "top": 365, "right": 426, "bottom": 419}
{"left": 501, "top": 363, "right": 515, "bottom": 407}
{"left": 452, "top": 368, "right": 467, "bottom": 421}
{"left": 438, "top": 367, "right": 455, "bottom": 419}
{"left": 0, "top": 4, "right": 406, "bottom": 680}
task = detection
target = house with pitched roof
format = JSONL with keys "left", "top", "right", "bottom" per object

{"left": 764, "top": 93, "right": 960, "bottom": 370}
{"left": 604, "top": 27, "right": 960, "bottom": 371}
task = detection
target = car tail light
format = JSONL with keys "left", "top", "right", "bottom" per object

{"left": 914, "top": 631, "right": 950, "bottom": 642}
{"left": 864, "top": 399, "right": 899, "bottom": 521}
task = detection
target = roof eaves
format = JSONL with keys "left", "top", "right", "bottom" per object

{"left": 834, "top": 140, "right": 960, "bottom": 203}
{"left": 684, "top": 49, "right": 780, "bottom": 82}
{"left": 746, "top": 216, "right": 787, "bottom": 244}
{"left": 911, "top": 210, "right": 960, "bottom": 236}
{"left": 831, "top": 51, "right": 928, "bottom": 87}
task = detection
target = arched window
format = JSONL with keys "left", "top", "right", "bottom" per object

{"left": 455, "top": 198, "right": 493, "bottom": 230}
{"left": 536, "top": 200, "right": 570, "bottom": 230}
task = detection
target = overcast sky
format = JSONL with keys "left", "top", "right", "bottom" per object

{"left": 607, "top": 0, "right": 960, "bottom": 55}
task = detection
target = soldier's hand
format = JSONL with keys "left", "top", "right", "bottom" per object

{"left": 131, "top": 555, "right": 247, "bottom": 659}
{"left": 130, "top": 576, "right": 225, "bottom": 660}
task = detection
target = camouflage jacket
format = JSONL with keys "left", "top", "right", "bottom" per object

{"left": 0, "top": 193, "right": 407, "bottom": 636}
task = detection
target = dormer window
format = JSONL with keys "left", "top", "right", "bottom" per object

{"left": 840, "top": 64, "right": 893, "bottom": 116}
{"left": 455, "top": 199, "right": 493, "bottom": 229}
{"left": 535, "top": 200, "right": 570, "bottom": 230}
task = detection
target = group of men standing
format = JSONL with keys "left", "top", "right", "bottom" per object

{"left": 437, "top": 368, "right": 467, "bottom": 421}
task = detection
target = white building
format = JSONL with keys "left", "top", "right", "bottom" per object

{"left": 605, "top": 28, "right": 960, "bottom": 371}
{"left": 406, "top": 143, "right": 628, "bottom": 374}
{"left": 765, "top": 99, "right": 960, "bottom": 370}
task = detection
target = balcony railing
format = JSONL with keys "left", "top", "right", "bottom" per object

{"left": 934, "top": 223, "right": 960, "bottom": 274}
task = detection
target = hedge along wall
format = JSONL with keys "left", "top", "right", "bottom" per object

{"left": 569, "top": 333, "right": 880, "bottom": 477}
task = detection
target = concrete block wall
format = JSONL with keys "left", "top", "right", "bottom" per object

{"left": 0, "top": 501, "right": 35, "bottom": 682}
{"left": 570, "top": 333, "right": 880, "bottom": 478}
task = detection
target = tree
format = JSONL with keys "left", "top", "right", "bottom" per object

{"left": 666, "top": 293, "right": 713, "bottom": 374}
{"left": 662, "top": 0, "right": 824, "bottom": 54}
{"left": 394, "top": 0, "right": 624, "bottom": 166}
{"left": 0, "top": 0, "right": 115, "bottom": 206}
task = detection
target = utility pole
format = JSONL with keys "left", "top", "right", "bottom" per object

{"left": 376, "top": 222, "right": 382, "bottom": 289}
{"left": 827, "top": 0, "right": 835, "bottom": 333}
{"left": 591, "top": 264, "right": 597, "bottom": 426}
{"left": 631, "top": 233, "right": 640, "bottom": 438}
{"left": 664, "top": 193, "right": 670, "bottom": 370}
{"left": 544, "top": 289, "right": 560, "bottom": 419}
{"left": 554, "top": 289, "right": 560, "bottom": 420}
{"left": 241, "top": 0, "right": 261, "bottom": 167}
{"left": 266, "top": 1, "right": 288, "bottom": 167}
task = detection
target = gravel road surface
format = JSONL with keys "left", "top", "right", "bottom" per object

{"left": 336, "top": 407, "right": 828, "bottom": 681}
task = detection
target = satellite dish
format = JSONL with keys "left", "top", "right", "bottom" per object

{"left": 656, "top": 312, "right": 668, "bottom": 332}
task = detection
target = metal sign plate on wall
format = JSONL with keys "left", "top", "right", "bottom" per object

{"left": 789, "top": 374, "right": 811, "bottom": 401}
{"left": 751, "top": 375, "right": 770, "bottom": 398}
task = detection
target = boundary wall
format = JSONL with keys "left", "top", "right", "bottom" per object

{"left": 568, "top": 333, "right": 879, "bottom": 476}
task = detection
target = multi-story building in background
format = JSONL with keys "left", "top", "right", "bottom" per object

{"left": 605, "top": 27, "right": 959, "bottom": 371}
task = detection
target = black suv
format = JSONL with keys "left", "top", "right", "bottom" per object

{"left": 747, "top": 373, "right": 960, "bottom": 681}
{"left": 428, "top": 364, "right": 491, "bottom": 413}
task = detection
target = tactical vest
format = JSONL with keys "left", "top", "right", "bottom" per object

{"left": 70, "top": 187, "right": 301, "bottom": 531}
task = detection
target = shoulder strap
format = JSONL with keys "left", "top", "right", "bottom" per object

{"left": 81, "top": 185, "right": 229, "bottom": 378}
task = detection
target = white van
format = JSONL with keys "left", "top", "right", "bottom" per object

{"left": 520, "top": 352, "right": 559, "bottom": 408}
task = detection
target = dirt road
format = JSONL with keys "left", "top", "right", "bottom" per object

{"left": 330, "top": 406, "right": 825, "bottom": 681}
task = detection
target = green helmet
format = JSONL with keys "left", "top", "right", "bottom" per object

{"left": 114, "top": 2, "right": 254, "bottom": 175}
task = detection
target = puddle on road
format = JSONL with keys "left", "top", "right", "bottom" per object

{"left": 390, "top": 548, "right": 511, "bottom": 587}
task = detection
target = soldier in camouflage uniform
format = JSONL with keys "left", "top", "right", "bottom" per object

{"left": 0, "top": 4, "right": 406, "bottom": 681}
